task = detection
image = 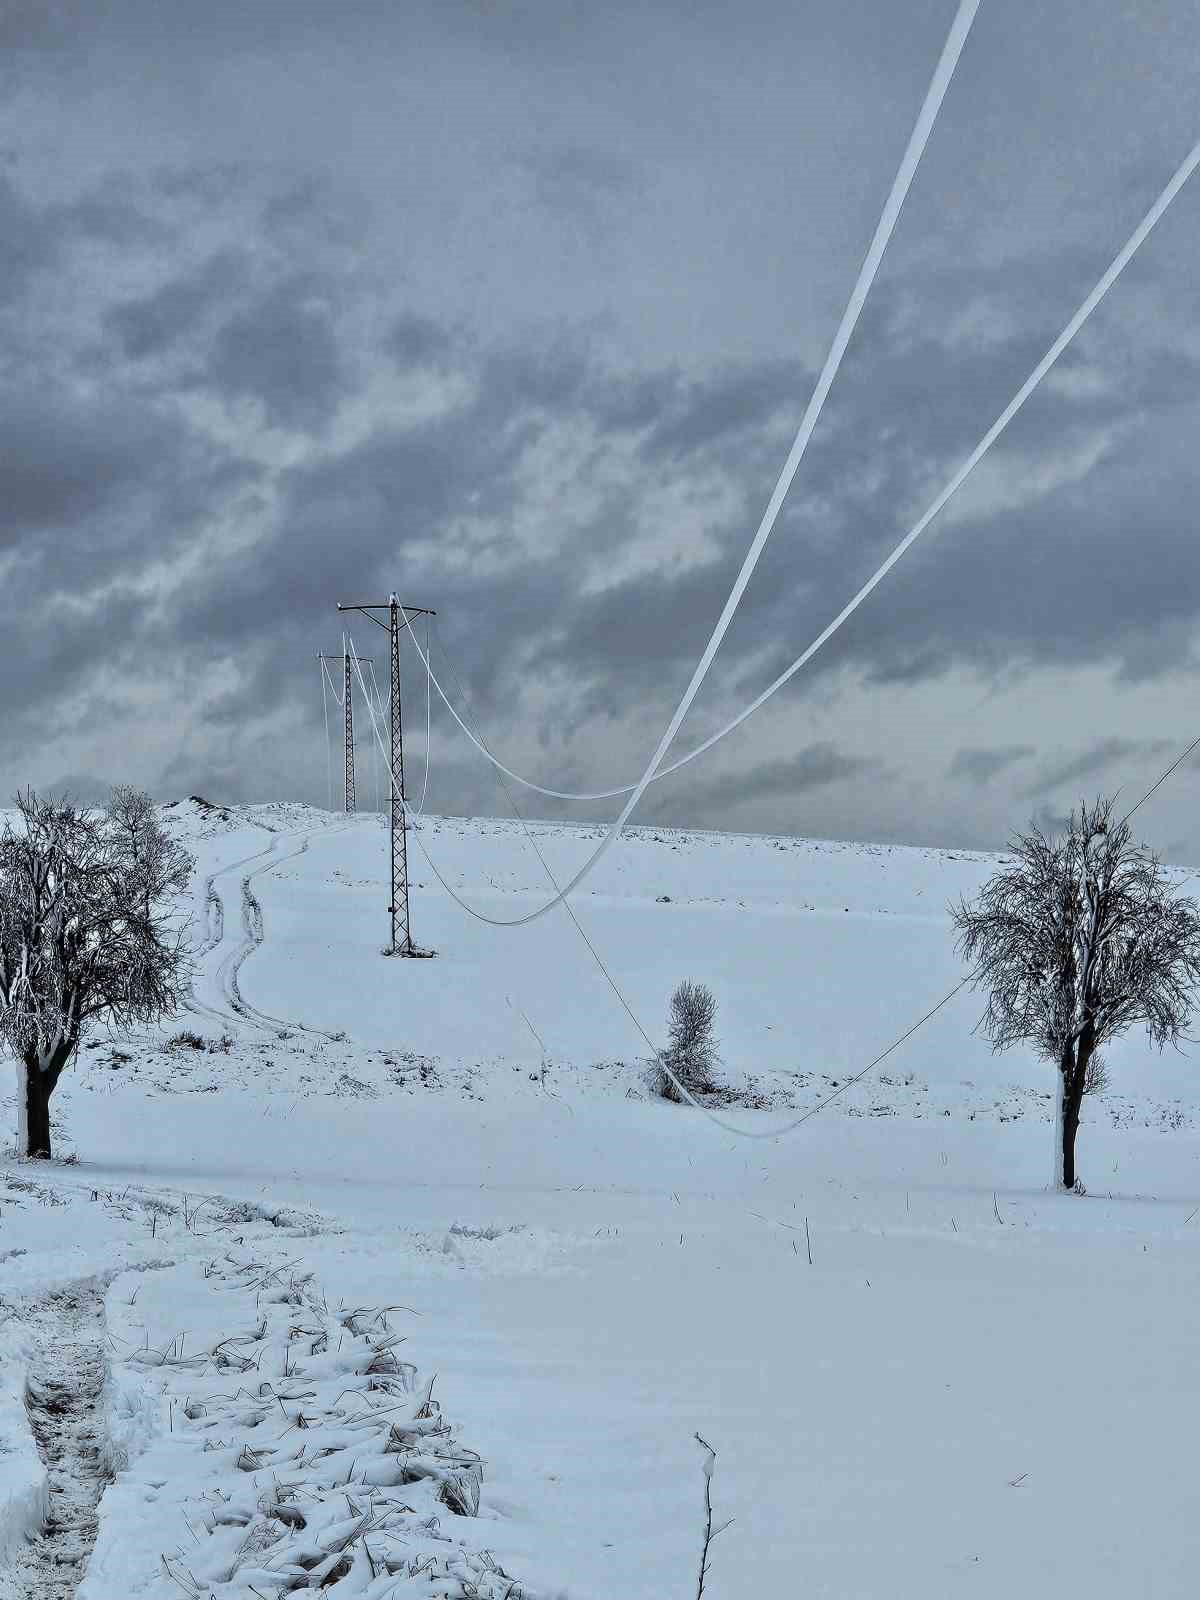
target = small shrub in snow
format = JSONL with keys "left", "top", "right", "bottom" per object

{"left": 168, "top": 1030, "right": 206, "bottom": 1051}
{"left": 658, "top": 979, "right": 719, "bottom": 1103}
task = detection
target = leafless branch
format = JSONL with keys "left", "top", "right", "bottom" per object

{"left": 693, "top": 1432, "right": 733, "bottom": 1600}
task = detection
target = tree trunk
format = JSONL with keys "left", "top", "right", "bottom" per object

{"left": 1052, "top": 1041, "right": 1076, "bottom": 1189}
{"left": 19, "top": 1041, "right": 74, "bottom": 1159}
{"left": 1060, "top": 1039, "right": 1092, "bottom": 1193}
{"left": 1061, "top": 1094, "right": 1079, "bottom": 1190}
{"left": 23, "top": 1063, "right": 53, "bottom": 1159}
{"left": 15, "top": 1060, "right": 30, "bottom": 1156}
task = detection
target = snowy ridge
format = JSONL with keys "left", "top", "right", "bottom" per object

{"left": 103, "top": 802, "right": 1200, "bottom": 1127}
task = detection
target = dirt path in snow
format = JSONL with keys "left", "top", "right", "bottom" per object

{"left": 0, "top": 1283, "right": 107, "bottom": 1600}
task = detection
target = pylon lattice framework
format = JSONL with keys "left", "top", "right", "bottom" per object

{"left": 336, "top": 594, "right": 436, "bottom": 955}
{"left": 344, "top": 650, "right": 355, "bottom": 814}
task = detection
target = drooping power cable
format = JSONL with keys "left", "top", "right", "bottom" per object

{"left": 320, "top": 659, "right": 334, "bottom": 812}
{"left": 334, "top": 28, "right": 1200, "bottom": 1135}
{"left": 360, "top": 624, "right": 1200, "bottom": 1138}
{"left": 1120, "top": 734, "right": 1200, "bottom": 828}
{"left": 320, "top": 655, "right": 347, "bottom": 711}
{"left": 367, "top": 658, "right": 387, "bottom": 813}
{"left": 377, "top": 0, "right": 980, "bottom": 928}
{"left": 409, "top": 617, "right": 433, "bottom": 817}
{"left": 404, "top": 133, "right": 1200, "bottom": 813}
{"left": 350, "top": 630, "right": 973, "bottom": 1136}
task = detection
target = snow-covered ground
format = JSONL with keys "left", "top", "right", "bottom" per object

{"left": 3, "top": 799, "right": 1200, "bottom": 1597}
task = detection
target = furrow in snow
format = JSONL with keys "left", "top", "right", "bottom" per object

{"left": 0, "top": 1283, "right": 108, "bottom": 1600}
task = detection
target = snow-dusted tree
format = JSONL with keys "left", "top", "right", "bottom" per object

{"left": 108, "top": 784, "right": 182, "bottom": 917}
{"left": 0, "top": 789, "right": 193, "bottom": 1159}
{"left": 952, "top": 797, "right": 1200, "bottom": 1192}
{"left": 659, "top": 979, "right": 719, "bottom": 1103}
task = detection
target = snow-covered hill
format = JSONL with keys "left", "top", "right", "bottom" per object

{"left": 98, "top": 799, "right": 1200, "bottom": 1128}
{"left": 3, "top": 801, "right": 1200, "bottom": 1598}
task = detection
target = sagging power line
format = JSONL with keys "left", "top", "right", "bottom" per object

{"left": 323, "top": 0, "right": 977, "bottom": 941}
{"left": 395, "top": 131, "right": 1200, "bottom": 817}
{"left": 320, "top": 8, "right": 1200, "bottom": 1141}
{"left": 379, "top": 622, "right": 1200, "bottom": 1140}
{"left": 414, "top": 0, "right": 977, "bottom": 928}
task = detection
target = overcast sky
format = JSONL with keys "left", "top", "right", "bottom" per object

{"left": 3, "top": 0, "right": 1200, "bottom": 857}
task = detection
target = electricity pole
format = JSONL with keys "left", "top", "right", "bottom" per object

{"left": 344, "top": 651, "right": 355, "bottom": 814}
{"left": 316, "top": 651, "right": 371, "bottom": 814}
{"left": 336, "top": 595, "right": 436, "bottom": 956}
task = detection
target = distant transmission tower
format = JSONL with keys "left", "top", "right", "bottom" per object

{"left": 344, "top": 650, "right": 355, "bottom": 813}
{"left": 317, "top": 649, "right": 371, "bottom": 813}
{"left": 336, "top": 595, "right": 436, "bottom": 956}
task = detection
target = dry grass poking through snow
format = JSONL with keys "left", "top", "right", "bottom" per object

{"left": 99, "top": 1255, "right": 536, "bottom": 1598}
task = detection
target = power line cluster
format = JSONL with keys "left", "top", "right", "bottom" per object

{"left": 314, "top": 0, "right": 1200, "bottom": 1138}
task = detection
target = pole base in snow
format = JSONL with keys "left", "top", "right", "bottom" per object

{"left": 381, "top": 943, "right": 437, "bottom": 959}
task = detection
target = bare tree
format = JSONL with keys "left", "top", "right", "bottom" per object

{"left": 659, "top": 979, "right": 719, "bottom": 1103}
{"left": 107, "top": 784, "right": 191, "bottom": 918}
{"left": 0, "top": 789, "right": 193, "bottom": 1159}
{"left": 952, "top": 797, "right": 1200, "bottom": 1191}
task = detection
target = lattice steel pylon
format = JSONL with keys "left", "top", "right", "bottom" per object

{"left": 318, "top": 650, "right": 371, "bottom": 814}
{"left": 343, "top": 650, "right": 355, "bottom": 813}
{"left": 387, "top": 597, "right": 409, "bottom": 952}
{"left": 336, "top": 593, "right": 436, "bottom": 955}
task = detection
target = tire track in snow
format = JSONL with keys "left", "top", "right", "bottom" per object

{"left": 183, "top": 828, "right": 288, "bottom": 1037}
{"left": 213, "top": 821, "right": 358, "bottom": 1043}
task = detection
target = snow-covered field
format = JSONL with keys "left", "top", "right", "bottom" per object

{"left": 3, "top": 799, "right": 1200, "bottom": 1597}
